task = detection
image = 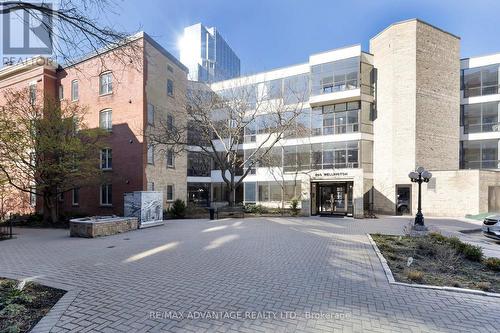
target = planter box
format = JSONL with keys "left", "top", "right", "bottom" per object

{"left": 70, "top": 216, "right": 138, "bottom": 238}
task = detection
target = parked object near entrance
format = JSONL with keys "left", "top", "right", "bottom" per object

{"left": 482, "top": 215, "right": 500, "bottom": 240}
{"left": 70, "top": 216, "right": 138, "bottom": 238}
{"left": 124, "top": 191, "right": 164, "bottom": 228}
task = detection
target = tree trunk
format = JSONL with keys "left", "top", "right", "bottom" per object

{"left": 43, "top": 193, "right": 58, "bottom": 225}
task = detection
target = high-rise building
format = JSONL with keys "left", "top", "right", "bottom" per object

{"left": 179, "top": 23, "right": 240, "bottom": 82}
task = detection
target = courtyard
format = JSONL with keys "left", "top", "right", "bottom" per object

{"left": 1, "top": 216, "right": 500, "bottom": 332}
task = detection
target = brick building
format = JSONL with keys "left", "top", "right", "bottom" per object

{"left": 0, "top": 32, "right": 188, "bottom": 217}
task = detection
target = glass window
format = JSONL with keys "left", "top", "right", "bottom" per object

{"left": 265, "top": 79, "right": 282, "bottom": 99}
{"left": 167, "top": 79, "right": 174, "bottom": 96}
{"left": 166, "top": 149, "right": 175, "bottom": 167}
{"left": 284, "top": 74, "right": 309, "bottom": 105}
{"left": 147, "top": 182, "right": 155, "bottom": 191}
{"left": 188, "top": 183, "right": 210, "bottom": 206}
{"left": 99, "top": 109, "right": 112, "bottom": 130}
{"left": 463, "top": 65, "right": 499, "bottom": 97}
{"left": 244, "top": 182, "right": 256, "bottom": 202}
{"left": 244, "top": 118, "right": 257, "bottom": 142}
{"left": 101, "top": 148, "right": 112, "bottom": 170}
{"left": 311, "top": 144, "right": 322, "bottom": 170}
{"left": 187, "top": 152, "right": 211, "bottom": 177}
{"left": 29, "top": 83, "right": 36, "bottom": 104}
{"left": 71, "top": 80, "right": 79, "bottom": 101}
{"left": 58, "top": 85, "right": 63, "bottom": 100}
{"left": 297, "top": 145, "right": 310, "bottom": 170}
{"left": 99, "top": 72, "right": 113, "bottom": 95}
{"left": 72, "top": 188, "right": 79, "bottom": 206}
{"left": 311, "top": 107, "right": 323, "bottom": 136}
{"left": 311, "top": 57, "right": 359, "bottom": 96}
{"left": 258, "top": 183, "right": 269, "bottom": 201}
{"left": 283, "top": 146, "right": 297, "bottom": 172}
{"left": 270, "top": 184, "right": 282, "bottom": 201}
{"left": 147, "top": 145, "right": 154, "bottom": 164}
{"left": 100, "top": 184, "right": 112, "bottom": 205}
{"left": 295, "top": 108, "right": 311, "bottom": 137}
{"left": 462, "top": 102, "right": 499, "bottom": 133}
{"left": 167, "top": 114, "right": 174, "bottom": 131}
{"left": 167, "top": 185, "right": 174, "bottom": 201}
{"left": 147, "top": 103, "right": 155, "bottom": 126}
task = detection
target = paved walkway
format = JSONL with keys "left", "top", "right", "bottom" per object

{"left": 1, "top": 217, "right": 500, "bottom": 332}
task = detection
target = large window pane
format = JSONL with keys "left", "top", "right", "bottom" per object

{"left": 311, "top": 57, "right": 359, "bottom": 96}
{"left": 244, "top": 182, "right": 256, "bottom": 202}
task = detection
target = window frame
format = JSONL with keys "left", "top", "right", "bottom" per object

{"left": 166, "top": 184, "right": 174, "bottom": 202}
{"left": 99, "top": 109, "right": 112, "bottom": 131}
{"left": 166, "top": 149, "right": 175, "bottom": 168}
{"left": 72, "top": 188, "right": 80, "bottom": 206}
{"left": 167, "top": 79, "right": 174, "bottom": 97}
{"left": 71, "top": 80, "right": 79, "bottom": 101}
{"left": 147, "top": 145, "right": 155, "bottom": 165}
{"left": 99, "top": 71, "right": 113, "bottom": 95}
{"left": 100, "top": 148, "right": 112, "bottom": 170}
{"left": 100, "top": 184, "right": 112, "bottom": 206}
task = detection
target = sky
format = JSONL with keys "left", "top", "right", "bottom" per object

{"left": 5, "top": 0, "right": 500, "bottom": 73}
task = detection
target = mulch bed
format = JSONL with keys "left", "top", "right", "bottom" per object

{"left": 0, "top": 278, "right": 65, "bottom": 332}
{"left": 371, "top": 233, "right": 500, "bottom": 293}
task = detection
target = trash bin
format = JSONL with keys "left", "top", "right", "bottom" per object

{"left": 209, "top": 208, "right": 215, "bottom": 220}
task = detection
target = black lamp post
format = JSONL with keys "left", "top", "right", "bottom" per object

{"left": 408, "top": 167, "right": 432, "bottom": 230}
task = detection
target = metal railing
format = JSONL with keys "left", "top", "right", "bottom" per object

{"left": 463, "top": 122, "right": 500, "bottom": 134}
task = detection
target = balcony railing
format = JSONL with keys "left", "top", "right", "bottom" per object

{"left": 464, "top": 85, "right": 500, "bottom": 98}
{"left": 464, "top": 122, "right": 500, "bottom": 134}
{"left": 462, "top": 160, "right": 500, "bottom": 169}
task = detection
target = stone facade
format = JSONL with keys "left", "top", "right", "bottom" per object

{"left": 144, "top": 40, "right": 188, "bottom": 209}
{"left": 69, "top": 216, "right": 138, "bottom": 238}
{"left": 370, "top": 19, "right": 461, "bottom": 215}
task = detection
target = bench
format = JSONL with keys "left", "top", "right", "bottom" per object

{"left": 215, "top": 206, "right": 245, "bottom": 219}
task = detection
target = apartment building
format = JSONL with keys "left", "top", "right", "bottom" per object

{"left": 187, "top": 19, "right": 500, "bottom": 218}
{"left": 0, "top": 32, "right": 188, "bottom": 217}
{"left": 3, "top": 19, "right": 500, "bottom": 219}
{"left": 180, "top": 23, "right": 240, "bottom": 82}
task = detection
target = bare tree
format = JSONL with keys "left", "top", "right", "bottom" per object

{"left": 1, "top": 1, "right": 141, "bottom": 69}
{"left": 148, "top": 78, "right": 309, "bottom": 207}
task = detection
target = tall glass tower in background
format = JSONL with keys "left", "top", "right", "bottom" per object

{"left": 179, "top": 23, "right": 240, "bottom": 83}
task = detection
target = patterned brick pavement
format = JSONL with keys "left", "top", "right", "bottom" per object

{"left": 1, "top": 216, "right": 499, "bottom": 332}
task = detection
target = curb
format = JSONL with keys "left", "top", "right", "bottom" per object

{"left": 366, "top": 233, "right": 500, "bottom": 299}
{"left": 1, "top": 272, "right": 81, "bottom": 333}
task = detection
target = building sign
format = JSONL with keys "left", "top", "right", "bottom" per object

{"left": 312, "top": 170, "right": 352, "bottom": 179}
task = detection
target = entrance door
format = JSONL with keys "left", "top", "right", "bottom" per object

{"left": 396, "top": 185, "right": 411, "bottom": 215}
{"left": 319, "top": 186, "right": 334, "bottom": 214}
{"left": 316, "top": 183, "right": 350, "bottom": 215}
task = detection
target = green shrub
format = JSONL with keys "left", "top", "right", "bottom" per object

{"left": 168, "top": 199, "right": 186, "bottom": 219}
{"left": 460, "top": 243, "right": 483, "bottom": 261}
{"left": 244, "top": 204, "right": 267, "bottom": 214}
{"left": 428, "top": 232, "right": 447, "bottom": 243}
{"left": 484, "top": 257, "right": 500, "bottom": 271}
{"left": 290, "top": 198, "right": 300, "bottom": 216}
{"left": 447, "top": 236, "right": 465, "bottom": 251}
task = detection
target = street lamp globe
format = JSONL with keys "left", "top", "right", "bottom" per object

{"left": 408, "top": 166, "right": 430, "bottom": 231}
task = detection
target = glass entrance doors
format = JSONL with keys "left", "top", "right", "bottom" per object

{"left": 315, "top": 182, "right": 353, "bottom": 216}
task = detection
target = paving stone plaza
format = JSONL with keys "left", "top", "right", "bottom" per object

{"left": 1, "top": 216, "right": 500, "bottom": 332}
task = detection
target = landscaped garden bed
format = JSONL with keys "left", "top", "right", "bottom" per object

{"left": 371, "top": 233, "right": 500, "bottom": 293}
{"left": 0, "top": 278, "right": 65, "bottom": 332}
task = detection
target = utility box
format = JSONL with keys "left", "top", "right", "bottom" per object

{"left": 124, "top": 191, "right": 164, "bottom": 228}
